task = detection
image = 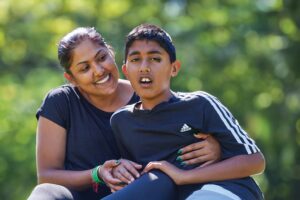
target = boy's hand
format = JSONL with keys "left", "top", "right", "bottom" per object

{"left": 177, "top": 133, "right": 221, "bottom": 167}
{"left": 142, "top": 161, "right": 185, "bottom": 185}
{"left": 111, "top": 159, "right": 142, "bottom": 191}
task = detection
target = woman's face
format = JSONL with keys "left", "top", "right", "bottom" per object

{"left": 67, "top": 39, "right": 119, "bottom": 97}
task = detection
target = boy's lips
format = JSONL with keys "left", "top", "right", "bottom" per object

{"left": 139, "top": 76, "right": 152, "bottom": 87}
{"left": 140, "top": 77, "right": 152, "bottom": 83}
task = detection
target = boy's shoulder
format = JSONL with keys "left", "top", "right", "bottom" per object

{"left": 174, "top": 90, "right": 217, "bottom": 102}
{"left": 111, "top": 103, "right": 136, "bottom": 119}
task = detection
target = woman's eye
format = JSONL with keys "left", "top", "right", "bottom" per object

{"left": 97, "top": 54, "right": 106, "bottom": 62}
{"left": 80, "top": 65, "right": 90, "bottom": 72}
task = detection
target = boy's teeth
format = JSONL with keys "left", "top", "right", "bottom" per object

{"left": 141, "top": 78, "right": 151, "bottom": 83}
{"left": 96, "top": 75, "right": 109, "bottom": 84}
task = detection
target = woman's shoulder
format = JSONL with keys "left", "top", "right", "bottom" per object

{"left": 118, "top": 79, "right": 132, "bottom": 89}
{"left": 45, "top": 84, "right": 76, "bottom": 98}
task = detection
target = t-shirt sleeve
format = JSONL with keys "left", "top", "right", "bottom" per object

{"left": 36, "top": 88, "right": 69, "bottom": 129}
{"left": 200, "top": 93, "right": 260, "bottom": 159}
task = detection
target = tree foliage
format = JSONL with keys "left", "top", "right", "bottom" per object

{"left": 0, "top": 0, "right": 299, "bottom": 199}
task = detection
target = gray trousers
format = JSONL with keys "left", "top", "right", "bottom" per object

{"left": 27, "top": 183, "right": 74, "bottom": 200}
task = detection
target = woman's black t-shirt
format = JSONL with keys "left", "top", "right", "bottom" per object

{"left": 36, "top": 84, "right": 139, "bottom": 199}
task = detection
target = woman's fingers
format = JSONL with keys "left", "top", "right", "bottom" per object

{"left": 107, "top": 183, "right": 125, "bottom": 192}
{"left": 179, "top": 140, "right": 205, "bottom": 155}
{"left": 178, "top": 133, "right": 221, "bottom": 165}
{"left": 111, "top": 159, "right": 142, "bottom": 184}
{"left": 179, "top": 147, "right": 207, "bottom": 161}
{"left": 181, "top": 154, "right": 211, "bottom": 165}
{"left": 113, "top": 166, "right": 134, "bottom": 184}
{"left": 121, "top": 159, "right": 142, "bottom": 178}
{"left": 99, "top": 160, "right": 123, "bottom": 186}
{"left": 193, "top": 133, "right": 209, "bottom": 139}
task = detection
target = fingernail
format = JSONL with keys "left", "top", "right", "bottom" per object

{"left": 180, "top": 161, "right": 186, "bottom": 166}
{"left": 177, "top": 149, "right": 182, "bottom": 155}
{"left": 176, "top": 156, "right": 182, "bottom": 162}
{"left": 115, "top": 160, "right": 120, "bottom": 164}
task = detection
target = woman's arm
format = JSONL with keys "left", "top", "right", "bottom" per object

{"left": 36, "top": 116, "right": 92, "bottom": 190}
{"left": 108, "top": 133, "right": 221, "bottom": 190}
{"left": 143, "top": 152, "right": 265, "bottom": 185}
{"left": 178, "top": 133, "right": 221, "bottom": 166}
{"left": 37, "top": 116, "right": 123, "bottom": 190}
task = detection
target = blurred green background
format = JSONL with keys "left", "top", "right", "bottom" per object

{"left": 0, "top": 0, "right": 299, "bottom": 199}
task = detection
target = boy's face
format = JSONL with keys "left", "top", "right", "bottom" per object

{"left": 122, "top": 40, "right": 180, "bottom": 107}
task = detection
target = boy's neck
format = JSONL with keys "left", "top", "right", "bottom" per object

{"left": 139, "top": 90, "right": 173, "bottom": 110}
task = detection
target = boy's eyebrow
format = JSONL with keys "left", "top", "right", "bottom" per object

{"left": 128, "top": 50, "right": 162, "bottom": 57}
{"left": 76, "top": 49, "right": 104, "bottom": 66}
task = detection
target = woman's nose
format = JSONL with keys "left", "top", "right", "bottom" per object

{"left": 93, "top": 64, "right": 105, "bottom": 77}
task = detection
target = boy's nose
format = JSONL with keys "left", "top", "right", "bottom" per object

{"left": 139, "top": 61, "right": 151, "bottom": 73}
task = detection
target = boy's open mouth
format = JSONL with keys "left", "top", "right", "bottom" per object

{"left": 139, "top": 77, "right": 153, "bottom": 87}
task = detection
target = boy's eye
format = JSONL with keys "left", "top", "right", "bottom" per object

{"left": 129, "top": 58, "right": 140, "bottom": 62}
{"left": 150, "top": 57, "right": 161, "bottom": 62}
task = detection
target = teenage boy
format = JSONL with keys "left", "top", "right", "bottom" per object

{"left": 104, "top": 24, "right": 265, "bottom": 200}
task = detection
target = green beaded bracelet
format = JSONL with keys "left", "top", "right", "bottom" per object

{"left": 91, "top": 165, "right": 105, "bottom": 185}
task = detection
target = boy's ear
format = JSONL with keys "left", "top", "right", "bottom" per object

{"left": 121, "top": 64, "right": 128, "bottom": 78}
{"left": 171, "top": 60, "right": 181, "bottom": 77}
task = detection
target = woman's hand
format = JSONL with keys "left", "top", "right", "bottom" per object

{"left": 142, "top": 161, "right": 185, "bottom": 185}
{"left": 98, "top": 160, "right": 124, "bottom": 192}
{"left": 178, "top": 133, "right": 221, "bottom": 167}
{"left": 109, "top": 159, "right": 142, "bottom": 192}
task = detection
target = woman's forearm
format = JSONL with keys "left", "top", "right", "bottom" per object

{"left": 179, "top": 152, "right": 265, "bottom": 185}
{"left": 37, "top": 168, "right": 93, "bottom": 190}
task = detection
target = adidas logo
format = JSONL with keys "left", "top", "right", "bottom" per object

{"left": 180, "top": 123, "right": 191, "bottom": 132}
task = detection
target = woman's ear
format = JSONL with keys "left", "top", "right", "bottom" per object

{"left": 64, "top": 72, "right": 75, "bottom": 85}
{"left": 171, "top": 60, "right": 181, "bottom": 77}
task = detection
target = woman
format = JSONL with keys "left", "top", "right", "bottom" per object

{"left": 27, "top": 27, "right": 221, "bottom": 200}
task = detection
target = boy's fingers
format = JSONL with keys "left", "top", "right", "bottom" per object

{"left": 141, "top": 162, "right": 153, "bottom": 174}
{"left": 142, "top": 162, "right": 163, "bottom": 174}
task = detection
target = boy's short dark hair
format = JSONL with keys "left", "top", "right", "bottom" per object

{"left": 124, "top": 24, "right": 176, "bottom": 63}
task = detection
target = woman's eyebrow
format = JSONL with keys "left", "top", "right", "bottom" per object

{"left": 76, "top": 49, "right": 104, "bottom": 66}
